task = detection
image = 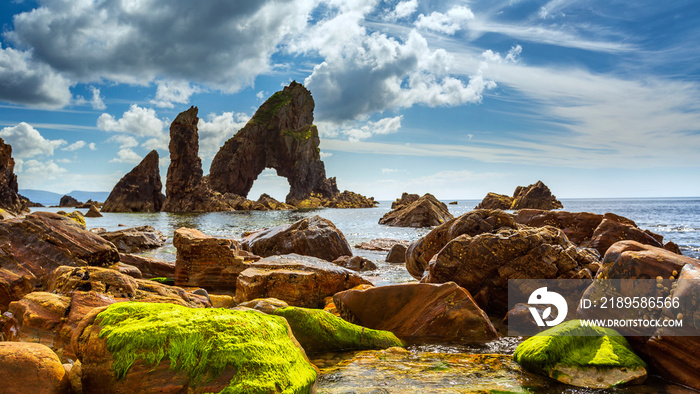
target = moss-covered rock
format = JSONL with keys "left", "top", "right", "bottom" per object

{"left": 75, "top": 302, "right": 317, "bottom": 393}
{"left": 57, "top": 210, "right": 86, "bottom": 228}
{"left": 272, "top": 306, "right": 404, "bottom": 354}
{"left": 513, "top": 320, "right": 647, "bottom": 388}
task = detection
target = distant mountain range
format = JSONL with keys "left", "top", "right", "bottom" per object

{"left": 19, "top": 189, "right": 111, "bottom": 206}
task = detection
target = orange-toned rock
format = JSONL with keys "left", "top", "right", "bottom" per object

{"left": 589, "top": 218, "right": 664, "bottom": 257}
{"left": 426, "top": 226, "right": 596, "bottom": 315}
{"left": 174, "top": 227, "right": 259, "bottom": 290}
{"left": 235, "top": 254, "right": 372, "bottom": 308}
{"left": 510, "top": 180, "right": 562, "bottom": 210}
{"left": 379, "top": 193, "right": 453, "bottom": 228}
{"left": 0, "top": 342, "right": 70, "bottom": 394}
{"left": 8, "top": 292, "right": 70, "bottom": 350}
{"left": 333, "top": 282, "right": 498, "bottom": 343}
{"left": 242, "top": 215, "right": 352, "bottom": 262}
{"left": 331, "top": 255, "right": 377, "bottom": 271}
{"left": 514, "top": 209, "right": 604, "bottom": 247}
{"left": 405, "top": 209, "right": 517, "bottom": 280}
{"left": 119, "top": 253, "right": 175, "bottom": 279}
{"left": 475, "top": 192, "right": 512, "bottom": 210}
{"left": 594, "top": 241, "right": 696, "bottom": 281}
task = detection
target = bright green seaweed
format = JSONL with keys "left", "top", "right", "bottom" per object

{"left": 272, "top": 307, "right": 404, "bottom": 354}
{"left": 96, "top": 302, "right": 317, "bottom": 393}
{"left": 513, "top": 320, "right": 646, "bottom": 376}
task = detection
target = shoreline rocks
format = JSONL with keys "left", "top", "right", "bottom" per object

{"left": 379, "top": 193, "right": 453, "bottom": 228}
{"left": 475, "top": 180, "right": 563, "bottom": 210}
{"left": 102, "top": 150, "right": 165, "bottom": 213}
{"left": 0, "top": 137, "right": 27, "bottom": 215}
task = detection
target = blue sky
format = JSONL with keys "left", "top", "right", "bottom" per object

{"left": 1, "top": 0, "right": 699, "bottom": 201}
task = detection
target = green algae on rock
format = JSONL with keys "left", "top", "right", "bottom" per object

{"left": 57, "top": 210, "right": 86, "bottom": 228}
{"left": 272, "top": 306, "right": 404, "bottom": 354}
{"left": 95, "top": 302, "right": 317, "bottom": 393}
{"left": 513, "top": 320, "right": 647, "bottom": 388}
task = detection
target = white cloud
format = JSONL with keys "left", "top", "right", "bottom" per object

{"left": 109, "top": 148, "right": 144, "bottom": 164}
{"left": 88, "top": 142, "right": 96, "bottom": 150}
{"left": 318, "top": 116, "right": 402, "bottom": 141}
{"left": 482, "top": 45, "right": 522, "bottom": 64}
{"left": 0, "top": 45, "right": 72, "bottom": 109}
{"left": 0, "top": 122, "right": 66, "bottom": 158}
{"left": 256, "top": 91, "right": 266, "bottom": 100}
{"left": 6, "top": 1, "right": 317, "bottom": 93}
{"left": 414, "top": 6, "right": 474, "bottom": 35}
{"left": 107, "top": 135, "right": 139, "bottom": 149}
{"left": 385, "top": 0, "right": 418, "bottom": 21}
{"left": 198, "top": 111, "right": 250, "bottom": 158}
{"left": 62, "top": 140, "right": 86, "bottom": 151}
{"left": 381, "top": 168, "right": 407, "bottom": 174}
{"left": 151, "top": 80, "right": 201, "bottom": 108}
{"left": 77, "top": 86, "right": 107, "bottom": 110}
{"left": 97, "top": 104, "right": 167, "bottom": 138}
{"left": 15, "top": 159, "right": 68, "bottom": 186}
{"left": 320, "top": 151, "right": 333, "bottom": 159}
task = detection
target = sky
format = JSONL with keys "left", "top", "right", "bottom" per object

{"left": 0, "top": 0, "right": 699, "bottom": 201}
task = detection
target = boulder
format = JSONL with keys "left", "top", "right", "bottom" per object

{"left": 118, "top": 253, "right": 175, "bottom": 279}
{"left": 511, "top": 180, "right": 563, "bottom": 210}
{"left": 385, "top": 243, "right": 407, "bottom": 263}
{"left": 208, "top": 81, "right": 343, "bottom": 206}
{"left": 173, "top": 227, "right": 259, "bottom": 290}
{"left": 101, "top": 150, "right": 165, "bottom": 212}
{"left": 425, "top": 226, "right": 597, "bottom": 315}
{"left": 0, "top": 138, "right": 27, "bottom": 215}
{"left": 355, "top": 238, "right": 409, "bottom": 251}
{"left": 333, "top": 282, "right": 498, "bottom": 343}
{"left": 405, "top": 209, "right": 518, "bottom": 280}
{"left": 235, "top": 254, "right": 372, "bottom": 308}
{"left": 57, "top": 210, "right": 86, "bottom": 228}
{"left": 593, "top": 241, "right": 696, "bottom": 281}
{"left": 391, "top": 192, "right": 419, "bottom": 209}
{"left": 379, "top": 193, "right": 453, "bottom": 228}
{"left": 84, "top": 204, "right": 102, "bottom": 218}
{"left": 7, "top": 292, "right": 71, "bottom": 351}
{"left": 255, "top": 193, "right": 295, "bottom": 210}
{"left": 0, "top": 212, "right": 119, "bottom": 310}
{"left": 322, "top": 190, "right": 378, "bottom": 208}
{"left": 475, "top": 192, "right": 513, "bottom": 210}
{"left": 271, "top": 307, "right": 403, "bottom": 354}
{"left": 514, "top": 320, "right": 647, "bottom": 388}
{"left": 95, "top": 225, "right": 166, "bottom": 253}
{"left": 0, "top": 342, "right": 70, "bottom": 394}
{"left": 331, "top": 255, "right": 377, "bottom": 271}
{"left": 237, "top": 297, "right": 289, "bottom": 314}
{"left": 73, "top": 302, "right": 317, "bottom": 393}
{"left": 242, "top": 215, "right": 352, "bottom": 261}
{"left": 589, "top": 218, "right": 664, "bottom": 257}
{"left": 59, "top": 195, "right": 80, "bottom": 207}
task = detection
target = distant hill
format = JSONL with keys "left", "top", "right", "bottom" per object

{"left": 19, "top": 189, "right": 110, "bottom": 206}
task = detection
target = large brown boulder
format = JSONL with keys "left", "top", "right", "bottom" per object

{"left": 95, "top": 225, "right": 166, "bottom": 253}
{"left": 593, "top": 240, "right": 695, "bottom": 281}
{"left": 0, "top": 212, "right": 119, "bottom": 310}
{"left": 511, "top": 180, "right": 563, "bottom": 210}
{"left": 589, "top": 218, "right": 664, "bottom": 257}
{"left": 208, "top": 81, "right": 341, "bottom": 206}
{"left": 390, "top": 192, "right": 419, "bottom": 209}
{"left": 118, "top": 253, "right": 175, "bottom": 279}
{"left": 333, "top": 282, "right": 498, "bottom": 343}
{"left": 0, "top": 342, "right": 70, "bottom": 394}
{"left": 235, "top": 254, "right": 372, "bottom": 308}
{"left": 426, "top": 226, "right": 597, "bottom": 315}
{"left": 59, "top": 195, "right": 80, "bottom": 207}
{"left": 379, "top": 193, "right": 453, "bottom": 228}
{"left": 405, "top": 209, "right": 518, "bottom": 280}
{"left": 242, "top": 215, "right": 352, "bottom": 262}
{"left": 323, "top": 190, "right": 378, "bottom": 208}
{"left": 0, "top": 138, "right": 26, "bottom": 215}
{"left": 174, "top": 227, "right": 260, "bottom": 290}
{"left": 475, "top": 192, "right": 512, "bottom": 210}
{"left": 102, "top": 150, "right": 165, "bottom": 212}
{"left": 8, "top": 292, "right": 71, "bottom": 351}
{"left": 515, "top": 209, "right": 606, "bottom": 247}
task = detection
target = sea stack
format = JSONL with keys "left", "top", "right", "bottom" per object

{"left": 0, "top": 137, "right": 26, "bottom": 215}
{"left": 102, "top": 150, "right": 165, "bottom": 212}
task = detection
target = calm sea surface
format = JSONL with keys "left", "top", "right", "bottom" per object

{"left": 34, "top": 198, "right": 700, "bottom": 392}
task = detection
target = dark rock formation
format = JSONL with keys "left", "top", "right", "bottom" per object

{"left": 209, "top": 81, "right": 373, "bottom": 207}
{"left": 162, "top": 107, "right": 230, "bottom": 212}
{"left": 385, "top": 243, "right": 407, "bottom": 264}
{"left": 406, "top": 209, "right": 518, "bottom": 280}
{"left": 474, "top": 192, "right": 512, "bottom": 210}
{"left": 255, "top": 193, "right": 295, "bottom": 210}
{"left": 511, "top": 180, "right": 562, "bottom": 210}
{"left": 323, "top": 190, "right": 377, "bottom": 208}
{"left": 334, "top": 282, "right": 498, "bottom": 343}
{"left": 84, "top": 204, "right": 102, "bottom": 217}
{"left": 331, "top": 255, "right": 377, "bottom": 272}
{"left": 102, "top": 150, "right": 165, "bottom": 213}
{"left": 241, "top": 215, "right": 353, "bottom": 262}
{"left": 0, "top": 139, "right": 26, "bottom": 216}
{"left": 475, "top": 181, "right": 563, "bottom": 210}
{"left": 379, "top": 193, "right": 453, "bottom": 228}
{"left": 425, "top": 226, "right": 597, "bottom": 315}
{"left": 59, "top": 195, "right": 80, "bottom": 207}
{"left": 391, "top": 192, "right": 419, "bottom": 209}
